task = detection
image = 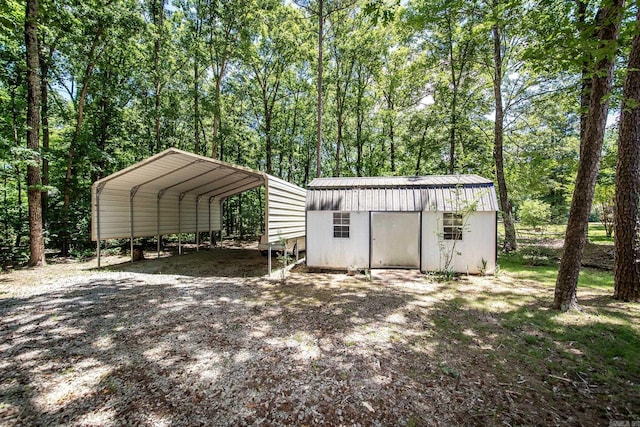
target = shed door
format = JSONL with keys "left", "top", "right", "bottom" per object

{"left": 370, "top": 212, "right": 420, "bottom": 268}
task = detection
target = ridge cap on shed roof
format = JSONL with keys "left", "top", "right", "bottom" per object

{"left": 307, "top": 174, "right": 493, "bottom": 189}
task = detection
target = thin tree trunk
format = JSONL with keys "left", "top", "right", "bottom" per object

{"left": 576, "top": 0, "right": 591, "bottom": 151}
{"left": 386, "top": 95, "right": 396, "bottom": 173}
{"left": 554, "top": 0, "right": 625, "bottom": 311}
{"left": 62, "top": 27, "right": 103, "bottom": 256}
{"left": 335, "top": 115, "right": 342, "bottom": 177}
{"left": 416, "top": 124, "right": 427, "bottom": 175}
{"left": 492, "top": 13, "right": 517, "bottom": 252}
{"left": 25, "top": 0, "right": 45, "bottom": 266}
{"left": 614, "top": 3, "right": 640, "bottom": 301}
{"left": 212, "top": 74, "right": 222, "bottom": 159}
{"left": 3, "top": 173, "right": 8, "bottom": 242}
{"left": 449, "top": 91, "right": 457, "bottom": 174}
{"left": 194, "top": 59, "right": 200, "bottom": 154}
{"left": 10, "top": 86, "right": 23, "bottom": 248}
{"left": 153, "top": 0, "right": 164, "bottom": 153}
{"left": 40, "top": 43, "right": 51, "bottom": 228}
{"left": 265, "top": 111, "right": 272, "bottom": 174}
{"left": 289, "top": 93, "right": 299, "bottom": 181}
{"left": 316, "top": 0, "right": 323, "bottom": 178}
{"left": 356, "top": 79, "right": 364, "bottom": 176}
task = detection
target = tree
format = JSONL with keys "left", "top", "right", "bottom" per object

{"left": 613, "top": 2, "right": 640, "bottom": 302}
{"left": 554, "top": 0, "right": 625, "bottom": 311}
{"left": 489, "top": 0, "right": 517, "bottom": 251}
{"left": 24, "top": 0, "right": 45, "bottom": 266}
{"left": 407, "top": 0, "right": 483, "bottom": 175}
{"left": 294, "top": 0, "right": 357, "bottom": 178}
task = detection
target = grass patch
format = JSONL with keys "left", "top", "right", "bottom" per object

{"left": 498, "top": 251, "right": 613, "bottom": 290}
{"left": 499, "top": 221, "right": 614, "bottom": 245}
{"left": 482, "top": 247, "right": 638, "bottom": 407}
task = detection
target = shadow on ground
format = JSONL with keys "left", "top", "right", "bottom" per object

{"left": 105, "top": 247, "right": 270, "bottom": 278}
{"left": 0, "top": 269, "right": 638, "bottom": 426}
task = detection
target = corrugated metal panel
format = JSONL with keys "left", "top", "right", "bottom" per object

{"left": 92, "top": 148, "right": 307, "bottom": 242}
{"left": 308, "top": 174, "right": 493, "bottom": 189}
{"left": 306, "top": 182, "right": 498, "bottom": 213}
{"left": 266, "top": 175, "right": 307, "bottom": 243}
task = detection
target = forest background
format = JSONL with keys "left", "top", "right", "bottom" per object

{"left": 1, "top": 0, "right": 637, "bottom": 289}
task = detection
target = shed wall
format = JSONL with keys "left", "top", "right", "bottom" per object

{"left": 306, "top": 211, "right": 369, "bottom": 269}
{"left": 266, "top": 176, "right": 307, "bottom": 243}
{"left": 421, "top": 211, "right": 496, "bottom": 274}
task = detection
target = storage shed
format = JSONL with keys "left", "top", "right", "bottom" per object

{"left": 305, "top": 175, "right": 498, "bottom": 274}
{"left": 91, "top": 148, "right": 306, "bottom": 266}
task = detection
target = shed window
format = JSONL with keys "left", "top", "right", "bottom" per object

{"left": 443, "top": 213, "right": 463, "bottom": 240}
{"left": 333, "top": 212, "right": 350, "bottom": 238}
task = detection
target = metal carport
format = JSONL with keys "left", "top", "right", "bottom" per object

{"left": 91, "top": 148, "right": 306, "bottom": 267}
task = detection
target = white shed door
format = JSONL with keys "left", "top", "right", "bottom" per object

{"left": 370, "top": 212, "right": 420, "bottom": 268}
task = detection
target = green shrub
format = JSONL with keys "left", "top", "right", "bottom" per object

{"left": 519, "top": 199, "right": 552, "bottom": 232}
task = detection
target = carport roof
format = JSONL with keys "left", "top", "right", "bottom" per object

{"left": 92, "top": 148, "right": 307, "bottom": 244}
{"left": 94, "top": 148, "right": 266, "bottom": 199}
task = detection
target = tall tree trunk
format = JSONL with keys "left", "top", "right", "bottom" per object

{"left": 62, "top": 27, "right": 103, "bottom": 256}
{"left": 40, "top": 42, "right": 51, "bottom": 228}
{"left": 334, "top": 114, "right": 342, "bottom": 177}
{"left": 415, "top": 124, "right": 427, "bottom": 175}
{"left": 577, "top": 0, "right": 591, "bottom": 150}
{"left": 25, "top": 0, "right": 45, "bottom": 266}
{"left": 212, "top": 74, "right": 222, "bottom": 159}
{"left": 356, "top": 80, "right": 364, "bottom": 177}
{"left": 386, "top": 96, "right": 396, "bottom": 173}
{"left": 554, "top": 0, "right": 624, "bottom": 311}
{"left": 614, "top": 4, "right": 640, "bottom": 302}
{"left": 288, "top": 93, "right": 299, "bottom": 182}
{"left": 316, "top": 0, "right": 324, "bottom": 178}
{"left": 10, "top": 86, "right": 23, "bottom": 248}
{"left": 448, "top": 91, "right": 457, "bottom": 174}
{"left": 153, "top": 0, "right": 164, "bottom": 153}
{"left": 265, "top": 111, "right": 272, "bottom": 174}
{"left": 194, "top": 60, "right": 200, "bottom": 154}
{"left": 492, "top": 13, "right": 517, "bottom": 252}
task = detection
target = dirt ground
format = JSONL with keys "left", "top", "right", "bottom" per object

{"left": 0, "top": 249, "right": 637, "bottom": 426}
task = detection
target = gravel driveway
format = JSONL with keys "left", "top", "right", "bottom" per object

{"left": 0, "top": 251, "right": 633, "bottom": 426}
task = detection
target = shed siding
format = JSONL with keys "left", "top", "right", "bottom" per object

{"left": 266, "top": 176, "right": 307, "bottom": 243}
{"left": 421, "top": 211, "right": 496, "bottom": 274}
{"left": 306, "top": 211, "right": 369, "bottom": 269}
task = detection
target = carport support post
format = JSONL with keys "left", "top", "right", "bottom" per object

{"left": 96, "top": 183, "right": 103, "bottom": 268}
{"left": 178, "top": 193, "right": 185, "bottom": 255}
{"left": 157, "top": 197, "right": 160, "bottom": 259}
{"left": 268, "top": 244, "right": 272, "bottom": 275}
{"left": 195, "top": 196, "right": 200, "bottom": 252}
{"left": 208, "top": 197, "right": 212, "bottom": 249}
{"left": 130, "top": 186, "right": 139, "bottom": 263}
{"left": 157, "top": 190, "right": 166, "bottom": 259}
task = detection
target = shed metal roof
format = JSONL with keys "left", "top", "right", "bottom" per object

{"left": 306, "top": 175, "right": 498, "bottom": 212}
{"left": 308, "top": 174, "right": 493, "bottom": 189}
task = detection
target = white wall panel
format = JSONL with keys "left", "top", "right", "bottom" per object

{"left": 306, "top": 211, "right": 369, "bottom": 269}
{"left": 421, "top": 211, "right": 496, "bottom": 274}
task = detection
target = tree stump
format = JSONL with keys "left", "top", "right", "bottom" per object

{"left": 132, "top": 245, "right": 145, "bottom": 261}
